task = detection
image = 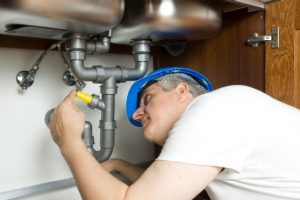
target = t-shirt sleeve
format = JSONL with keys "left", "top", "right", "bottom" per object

{"left": 156, "top": 91, "right": 259, "bottom": 172}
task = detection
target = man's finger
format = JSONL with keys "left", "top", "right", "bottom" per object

{"left": 63, "top": 89, "right": 77, "bottom": 105}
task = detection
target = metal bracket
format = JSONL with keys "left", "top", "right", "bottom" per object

{"left": 246, "top": 26, "right": 280, "bottom": 48}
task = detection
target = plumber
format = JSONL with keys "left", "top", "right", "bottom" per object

{"left": 49, "top": 67, "right": 300, "bottom": 200}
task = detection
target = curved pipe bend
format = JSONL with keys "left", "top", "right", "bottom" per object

{"left": 70, "top": 59, "right": 98, "bottom": 81}
{"left": 83, "top": 122, "right": 113, "bottom": 162}
{"left": 122, "top": 61, "right": 148, "bottom": 81}
{"left": 93, "top": 148, "right": 113, "bottom": 162}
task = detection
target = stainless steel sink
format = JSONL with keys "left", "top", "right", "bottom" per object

{"left": 0, "top": 0, "right": 124, "bottom": 39}
{"left": 0, "top": 0, "right": 223, "bottom": 44}
{"left": 112, "top": 0, "right": 223, "bottom": 44}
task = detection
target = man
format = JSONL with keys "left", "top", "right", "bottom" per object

{"left": 49, "top": 67, "right": 300, "bottom": 200}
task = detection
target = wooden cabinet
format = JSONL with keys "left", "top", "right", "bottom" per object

{"left": 265, "top": 0, "right": 300, "bottom": 108}
{"left": 157, "top": 0, "right": 300, "bottom": 109}
{"left": 157, "top": 8, "right": 265, "bottom": 92}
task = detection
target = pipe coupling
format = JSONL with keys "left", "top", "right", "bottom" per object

{"left": 86, "top": 37, "right": 111, "bottom": 54}
{"left": 63, "top": 33, "right": 88, "bottom": 52}
{"left": 117, "top": 66, "right": 129, "bottom": 82}
{"left": 131, "top": 40, "right": 151, "bottom": 54}
{"left": 133, "top": 53, "right": 150, "bottom": 62}
{"left": 82, "top": 122, "right": 95, "bottom": 150}
{"left": 100, "top": 120, "right": 117, "bottom": 130}
{"left": 94, "top": 66, "right": 124, "bottom": 83}
{"left": 89, "top": 94, "right": 105, "bottom": 110}
{"left": 68, "top": 51, "right": 86, "bottom": 60}
{"left": 101, "top": 85, "right": 118, "bottom": 95}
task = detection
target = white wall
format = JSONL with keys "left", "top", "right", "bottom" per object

{"left": 0, "top": 47, "right": 155, "bottom": 199}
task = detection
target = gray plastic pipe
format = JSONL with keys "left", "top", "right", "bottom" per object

{"left": 64, "top": 33, "right": 151, "bottom": 83}
{"left": 58, "top": 33, "right": 151, "bottom": 162}
{"left": 91, "top": 76, "right": 117, "bottom": 161}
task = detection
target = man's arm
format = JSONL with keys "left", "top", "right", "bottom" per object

{"left": 126, "top": 160, "right": 220, "bottom": 200}
{"left": 49, "top": 91, "right": 221, "bottom": 200}
{"left": 61, "top": 139, "right": 128, "bottom": 200}
{"left": 102, "top": 159, "right": 145, "bottom": 182}
{"left": 61, "top": 140, "right": 220, "bottom": 200}
{"left": 49, "top": 91, "right": 128, "bottom": 200}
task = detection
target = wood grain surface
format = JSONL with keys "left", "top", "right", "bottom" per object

{"left": 157, "top": 9, "right": 265, "bottom": 91}
{"left": 265, "top": 0, "right": 300, "bottom": 107}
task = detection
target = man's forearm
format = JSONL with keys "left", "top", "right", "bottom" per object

{"left": 61, "top": 139, "right": 129, "bottom": 200}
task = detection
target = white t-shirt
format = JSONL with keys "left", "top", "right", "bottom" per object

{"left": 157, "top": 85, "right": 300, "bottom": 200}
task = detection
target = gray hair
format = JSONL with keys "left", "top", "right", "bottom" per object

{"left": 156, "top": 73, "right": 208, "bottom": 97}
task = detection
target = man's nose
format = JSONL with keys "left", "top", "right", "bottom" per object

{"left": 132, "top": 106, "right": 145, "bottom": 121}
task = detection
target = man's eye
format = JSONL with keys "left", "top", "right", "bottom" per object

{"left": 144, "top": 94, "right": 152, "bottom": 105}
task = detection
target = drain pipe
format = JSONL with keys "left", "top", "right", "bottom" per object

{"left": 64, "top": 33, "right": 151, "bottom": 83}
{"left": 121, "top": 40, "right": 150, "bottom": 81}
{"left": 64, "top": 34, "right": 97, "bottom": 81}
{"left": 62, "top": 33, "right": 151, "bottom": 162}
{"left": 93, "top": 77, "right": 117, "bottom": 161}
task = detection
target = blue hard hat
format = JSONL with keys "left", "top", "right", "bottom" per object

{"left": 126, "top": 67, "right": 213, "bottom": 127}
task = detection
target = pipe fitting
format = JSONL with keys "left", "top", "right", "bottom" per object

{"left": 69, "top": 51, "right": 86, "bottom": 60}
{"left": 89, "top": 94, "right": 105, "bottom": 110}
{"left": 119, "top": 40, "right": 151, "bottom": 81}
{"left": 131, "top": 40, "right": 151, "bottom": 54}
{"left": 87, "top": 37, "right": 111, "bottom": 54}
{"left": 64, "top": 33, "right": 99, "bottom": 81}
{"left": 70, "top": 60, "right": 98, "bottom": 81}
{"left": 82, "top": 121, "right": 113, "bottom": 162}
{"left": 95, "top": 66, "right": 123, "bottom": 83}
{"left": 133, "top": 53, "right": 150, "bottom": 62}
{"left": 75, "top": 91, "right": 105, "bottom": 110}
{"left": 64, "top": 33, "right": 88, "bottom": 52}
{"left": 82, "top": 122, "right": 95, "bottom": 152}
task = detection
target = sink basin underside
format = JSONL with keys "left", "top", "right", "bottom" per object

{"left": 0, "top": 0, "right": 225, "bottom": 44}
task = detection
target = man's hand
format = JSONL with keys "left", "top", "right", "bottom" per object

{"left": 49, "top": 90, "right": 85, "bottom": 150}
{"left": 48, "top": 91, "right": 129, "bottom": 200}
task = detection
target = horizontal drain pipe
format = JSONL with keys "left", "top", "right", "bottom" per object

{"left": 64, "top": 33, "right": 151, "bottom": 83}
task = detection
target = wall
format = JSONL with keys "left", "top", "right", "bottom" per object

{"left": 0, "top": 47, "right": 155, "bottom": 199}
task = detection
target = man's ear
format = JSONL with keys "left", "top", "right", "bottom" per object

{"left": 175, "top": 83, "right": 190, "bottom": 101}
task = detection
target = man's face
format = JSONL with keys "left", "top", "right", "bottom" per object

{"left": 132, "top": 83, "right": 184, "bottom": 145}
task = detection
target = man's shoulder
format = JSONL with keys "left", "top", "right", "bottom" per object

{"left": 185, "top": 85, "right": 267, "bottom": 115}
{"left": 192, "top": 85, "right": 261, "bottom": 104}
{"left": 212, "top": 85, "right": 262, "bottom": 95}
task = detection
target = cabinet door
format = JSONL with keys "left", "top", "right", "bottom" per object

{"left": 265, "top": 0, "right": 300, "bottom": 108}
{"left": 158, "top": 8, "right": 265, "bottom": 91}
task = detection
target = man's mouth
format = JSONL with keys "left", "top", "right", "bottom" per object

{"left": 141, "top": 116, "right": 150, "bottom": 127}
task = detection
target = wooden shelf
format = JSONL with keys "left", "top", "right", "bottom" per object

{"left": 225, "top": 0, "right": 265, "bottom": 9}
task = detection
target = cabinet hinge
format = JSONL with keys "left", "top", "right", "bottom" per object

{"left": 246, "top": 26, "right": 279, "bottom": 48}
